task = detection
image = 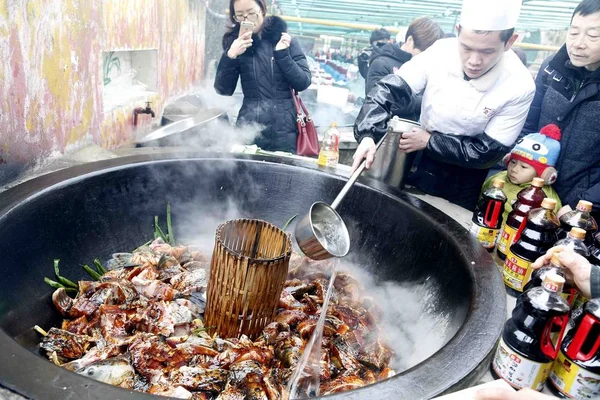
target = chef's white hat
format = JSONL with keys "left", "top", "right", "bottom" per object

{"left": 460, "top": 0, "right": 522, "bottom": 31}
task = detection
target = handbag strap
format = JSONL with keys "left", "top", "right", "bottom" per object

{"left": 290, "top": 89, "right": 302, "bottom": 117}
{"left": 296, "top": 93, "right": 311, "bottom": 120}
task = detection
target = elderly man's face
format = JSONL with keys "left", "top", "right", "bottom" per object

{"left": 567, "top": 12, "right": 600, "bottom": 71}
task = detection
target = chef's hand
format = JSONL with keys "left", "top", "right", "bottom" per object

{"left": 276, "top": 33, "right": 292, "bottom": 51}
{"left": 351, "top": 137, "right": 376, "bottom": 173}
{"left": 475, "top": 387, "right": 553, "bottom": 400}
{"left": 399, "top": 128, "right": 431, "bottom": 153}
{"left": 531, "top": 246, "right": 593, "bottom": 298}
{"left": 227, "top": 31, "right": 253, "bottom": 59}
{"left": 557, "top": 205, "right": 573, "bottom": 219}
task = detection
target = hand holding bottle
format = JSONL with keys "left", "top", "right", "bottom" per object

{"left": 531, "top": 246, "right": 593, "bottom": 298}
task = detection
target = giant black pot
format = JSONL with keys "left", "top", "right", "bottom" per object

{"left": 0, "top": 153, "right": 505, "bottom": 399}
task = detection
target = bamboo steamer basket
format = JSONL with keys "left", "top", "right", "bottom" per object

{"left": 205, "top": 219, "right": 292, "bottom": 339}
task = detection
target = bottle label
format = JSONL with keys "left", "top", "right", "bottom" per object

{"left": 497, "top": 224, "right": 519, "bottom": 255}
{"left": 549, "top": 350, "right": 600, "bottom": 398}
{"left": 469, "top": 223, "right": 499, "bottom": 249}
{"left": 502, "top": 249, "right": 533, "bottom": 292}
{"left": 492, "top": 337, "right": 552, "bottom": 391}
{"left": 317, "top": 151, "right": 338, "bottom": 167}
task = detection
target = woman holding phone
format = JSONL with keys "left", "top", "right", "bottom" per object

{"left": 214, "top": 0, "right": 311, "bottom": 153}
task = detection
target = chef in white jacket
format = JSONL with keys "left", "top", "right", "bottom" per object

{"left": 353, "top": 0, "right": 535, "bottom": 210}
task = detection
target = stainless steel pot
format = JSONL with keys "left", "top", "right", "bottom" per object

{"left": 363, "top": 117, "right": 420, "bottom": 189}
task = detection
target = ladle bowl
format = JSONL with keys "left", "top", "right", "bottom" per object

{"left": 295, "top": 201, "right": 350, "bottom": 260}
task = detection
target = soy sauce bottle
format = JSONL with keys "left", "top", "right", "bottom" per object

{"left": 523, "top": 252, "right": 577, "bottom": 307}
{"left": 497, "top": 178, "right": 547, "bottom": 261}
{"left": 492, "top": 272, "right": 570, "bottom": 391}
{"left": 503, "top": 198, "right": 560, "bottom": 297}
{"left": 557, "top": 200, "right": 598, "bottom": 247}
{"left": 548, "top": 299, "right": 600, "bottom": 399}
{"left": 556, "top": 227, "right": 590, "bottom": 258}
{"left": 470, "top": 178, "right": 507, "bottom": 251}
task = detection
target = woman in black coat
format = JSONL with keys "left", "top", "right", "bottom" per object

{"left": 214, "top": 0, "right": 311, "bottom": 153}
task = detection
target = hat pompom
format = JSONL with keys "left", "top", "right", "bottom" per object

{"left": 540, "top": 124, "right": 562, "bottom": 141}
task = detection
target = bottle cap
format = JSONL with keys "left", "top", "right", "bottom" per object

{"left": 570, "top": 227, "right": 587, "bottom": 241}
{"left": 330, "top": 122, "right": 338, "bottom": 128}
{"left": 531, "top": 178, "right": 545, "bottom": 188}
{"left": 492, "top": 179, "right": 505, "bottom": 189}
{"left": 550, "top": 252, "right": 562, "bottom": 267}
{"left": 577, "top": 200, "right": 593, "bottom": 213}
{"left": 542, "top": 271, "right": 565, "bottom": 293}
{"left": 541, "top": 198, "right": 557, "bottom": 210}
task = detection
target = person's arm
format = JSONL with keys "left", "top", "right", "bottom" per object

{"left": 354, "top": 45, "right": 433, "bottom": 144}
{"left": 426, "top": 87, "right": 535, "bottom": 169}
{"left": 214, "top": 37, "right": 241, "bottom": 96}
{"left": 357, "top": 51, "right": 370, "bottom": 79}
{"left": 521, "top": 56, "right": 554, "bottom": 136}
{"left": 365, "top": 58, "right": 390, "bottom": 96}
{"left": 274, "top": 37, "right": 311, "bottom": 92}
{"left": 353, "top": 74, "right": 415, "bottom": 144}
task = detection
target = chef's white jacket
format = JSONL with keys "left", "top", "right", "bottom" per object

{"left": 397, "top": 38, "right": 535, "bottom": 147}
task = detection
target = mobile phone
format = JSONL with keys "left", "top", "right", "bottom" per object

{"left": 239, "top": 21, "right": 255, "bottom": 38}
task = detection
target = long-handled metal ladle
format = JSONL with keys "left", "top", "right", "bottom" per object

{"left": 294, "top": 131, "right": 389, "bottom": 260}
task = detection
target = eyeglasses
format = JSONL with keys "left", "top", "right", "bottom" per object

{"left": 234, "top": 12, "right": 259, "bottom": 22}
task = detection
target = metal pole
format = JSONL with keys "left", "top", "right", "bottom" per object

{"left": 278, "top": 15, "right": 561, "bottom": 52}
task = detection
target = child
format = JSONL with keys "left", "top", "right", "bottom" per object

{"left": 481, "top": 124, "right": 562, "bottom": 223}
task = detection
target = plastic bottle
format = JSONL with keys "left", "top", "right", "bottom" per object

{"left": 317, "top": 122, "right": 340, "bottom": 168}
{"left": 555, "top": 227, "right": 590, "bottom": 258}
{"left": 492, "top": 272, "right": 570, "bottom": 391}
{"left": 470, "top": 178, "right": 507, "bottom": 251}
{"left": 548, "top": 299, "right": 600, "bottom": 399}
{"left": 522, "top": 252, "right": 577, "bottom": 307}
{"left": 497, "top": 177, "right": 547, "bottom": 261}
{"left": 503, "top": 198, "right": 560, "bottom": 297}
{"left": 589, "top": 232, "right": 600, "bottom": 265}
{"left": 557, "top": 200, "right": 598, "bottom": 247}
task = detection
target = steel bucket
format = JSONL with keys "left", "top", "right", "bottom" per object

{"left": 364, "top": 117, "right": 420, "bottom": 189}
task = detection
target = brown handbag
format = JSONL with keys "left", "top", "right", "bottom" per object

{"left": 291, "top": 89, "right": 319, "bottom": 157}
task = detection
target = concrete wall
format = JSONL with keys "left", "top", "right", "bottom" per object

{"left": 0, "top": 0, "right": 206, "bottom": 165}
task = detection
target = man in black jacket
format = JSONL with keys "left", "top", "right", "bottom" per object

{"left": 366, "top": 18, "right": 444, "bottom": 96}
{"left": 352, "top": 0, "right": 534, "bottom": 210}
{"left": 357, "top": 29, "right": 392, "bottom": 80}
{"left": 522, "top": 0, "right": 600, "bottom": 220}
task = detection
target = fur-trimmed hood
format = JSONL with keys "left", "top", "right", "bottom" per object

{"left": 222, "top": 15, "right": 288, "bottom": 50}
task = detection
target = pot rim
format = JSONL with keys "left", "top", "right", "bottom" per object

{"left": 0, "top": 152, "right": 506, "bottom": 400}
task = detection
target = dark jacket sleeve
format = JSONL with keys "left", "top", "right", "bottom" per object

{"left": 365, "top": 58, "right": 392, "bottom": 96}
{"left": 214, "top": 50, "right": 240, "bottom": 96}
{"left": 274, "top": 38, "right": 311, "bottom": 92}
{"left": 354, "top": 74, "right": 415, "bottom": 143}
{"left": 426, "top": 131, "right": 511, "bottom": 169}
{"left": 591, "top": 264, "right": 600, "bottom": 299}
{"left": 358, "top": 52, "right": 370, "bottom": 80}
{"left": 572, "top": 183, "right": 600, "bottom": 212}
{"left": 521, "top": 56, "right": 553, "bottom": 136}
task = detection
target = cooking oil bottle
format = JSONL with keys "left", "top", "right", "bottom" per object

{"left": 556, "top": 227, "right": 590, "bottom": 258}
{"left": 317, "top": 122, "right": 340, "bottom": 168}
{"left": 523, "top": 252, "right": 577, "bottom": 306}
{"left": 557, "top": 200, "right": 598, "bottom": 247}
{"left": 492, "top": 272, "right": 570, "bottom": 391}
{"left": 497, "top": 178, "right": 547, "bottom": 261}
{"left": 470, "top": 178, "right": 507, "bottom": 251}
{"left": 503, "top": 198, "right": 560, "bottom": 297}
{"left": 548, "top": 299, "right": 600, "bottom": 399}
